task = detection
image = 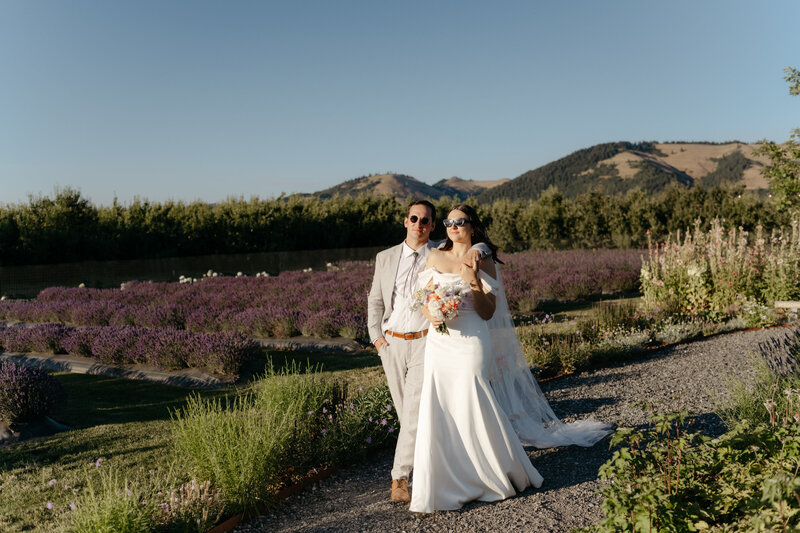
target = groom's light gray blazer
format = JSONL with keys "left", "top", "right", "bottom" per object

{"left": 367, "top": 241, "right": 435, "bottom": 342}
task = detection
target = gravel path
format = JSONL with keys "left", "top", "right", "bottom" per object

{"left": 236, "top": 327, "right": 792, "bottom": 533}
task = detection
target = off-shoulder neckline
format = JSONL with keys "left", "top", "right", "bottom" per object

{"left": 420, "top": 267, "right": 498, "bottom": 283}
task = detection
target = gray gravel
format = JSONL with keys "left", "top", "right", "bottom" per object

{"left": 236, "top": 327, "right": 792, "bottom": 533}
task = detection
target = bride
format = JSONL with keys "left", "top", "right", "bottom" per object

{"left": 409, "top": 204, "right": 612, "bottom": 513}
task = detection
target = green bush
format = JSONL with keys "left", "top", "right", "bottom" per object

{"left": 70, "top": 468, "right": 156, "bottom": 533}
{"left": 641, "top": 219, "right": 800, "bottom": 319}
{"left": 585, "top": 328, "right": 800, "bottom": 532}
{"left": 171, "top": 391, "right": 289, "bottom": 514}
{"left": 171, "top": 364, "right": 398, "bottom": 515}
{"left": 584, "top": 410, "right": 800, "bottom": 532}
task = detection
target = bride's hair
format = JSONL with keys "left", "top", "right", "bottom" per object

{"left": 441, "top": 203, "right": 503, "bottom": 264}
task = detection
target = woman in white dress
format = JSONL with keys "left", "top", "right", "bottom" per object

{"left": 409, "top": 204, "right": 611, "bottom": 513}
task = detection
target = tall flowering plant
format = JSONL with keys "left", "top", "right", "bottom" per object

{"left": 640, "top": 219, "right": 800, "bottom": 319}
{"left": 411, "top": 282, "right": 469, "bottom": 335}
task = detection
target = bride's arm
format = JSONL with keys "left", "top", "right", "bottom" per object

{"left": 460, "top": 258, "right": 497, "bottom": 320}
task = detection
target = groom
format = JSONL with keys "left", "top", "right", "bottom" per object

{"left": 368, "top": 200, "right": 489, "bottom": 502}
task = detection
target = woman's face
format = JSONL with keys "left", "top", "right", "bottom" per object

{"left": 445, "top": 209, "right": 472, "bottom": 244}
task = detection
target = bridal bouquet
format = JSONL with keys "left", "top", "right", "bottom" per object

{"left": 411, "top": 282, "right": 469, "bottom": 335}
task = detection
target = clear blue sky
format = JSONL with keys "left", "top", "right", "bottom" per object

{"left": 2, "top": 0, "right": 798, "bottom": 206}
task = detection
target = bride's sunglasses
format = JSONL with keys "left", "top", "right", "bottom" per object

{"left": 409, "top": 215, "right": 430, "bottom": 225}
{"left": 442, "top": 218, "right": 470, "bottom": 228}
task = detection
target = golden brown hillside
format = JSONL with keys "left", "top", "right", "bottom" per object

{"left": 316, "top": 173, "right": 509, "bottom": 200}
{"left": 593, "top": 142, "right": 770, "bottom": 190}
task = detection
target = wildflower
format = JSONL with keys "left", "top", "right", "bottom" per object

{"left": 46, "top": 502, "right": 53, "bottom": 510}
{"left": 321, "top": 429, "right": 327, "bottom": 435}
{"left": 359, "top": 386, "right": 364, "bottom": 392}
{"left": 349, "top": 403, "right": 354, "bottom": 410}
{"left": 308, "top": 410, "right": 314, "bottom": 415}
{"left": 381, "top": 419, "right": 387, "bottom": 426}
{"left": 329, "top": 414, "right": 333, "bottom": 420}
{"left": 388, "top": 427, "right": 395, "bottom": 433}
{"left": 95, "top": 458, "right": 103, "bottom": 467}
{"left": 385, "top": 404, "right": 393, "bottom": 411}
{"left": 322, "top": 407, "right": 327, "bottom": 414}
{"left": 368, "top": 417, "right": 373, "bottom": 422}
{"left": 48, "top": 479, "right": 57, "bottom": 487}
{"left": 69, "top": 503, "right": 76, "bottom": 511}
{"left": 366, "top": 437, "right": 372, "bottom": 444}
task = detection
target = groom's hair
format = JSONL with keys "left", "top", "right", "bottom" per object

{"left": 407, "top": 200, "right": 436, "bottom": 221}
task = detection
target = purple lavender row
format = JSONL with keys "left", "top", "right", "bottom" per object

{"left": 0, "top": 323, "right": 259, "bottom": 376}
{"left": 502, "top": 249, "right": 642, "bottom": 309}
{"left": 0, "top": 251, "right": 642, "bottom": 338}
{"left": 0, "top": 300, "right": 367, "bottom": 340}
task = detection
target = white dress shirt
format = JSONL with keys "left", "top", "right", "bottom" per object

{"left": 383, "top": 242, "right": 430, "bottom": 334}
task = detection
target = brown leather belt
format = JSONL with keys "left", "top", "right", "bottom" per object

{"left": 385, "top": 329, "right": 429, "bottom": 340}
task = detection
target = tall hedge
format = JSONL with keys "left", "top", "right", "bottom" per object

{"left": 0, "top": 185, "right": 786, "bottom": 266}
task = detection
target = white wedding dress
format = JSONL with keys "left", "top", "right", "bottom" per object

{"left": 410, "top": 269, "right": 543, "bottom": 513}
{"left": 409, "top": 268, "right": 612, "bottom": 513}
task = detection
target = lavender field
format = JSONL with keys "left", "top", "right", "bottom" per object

{"left": 0, "top": 249, "right": 643, "bottom": 375}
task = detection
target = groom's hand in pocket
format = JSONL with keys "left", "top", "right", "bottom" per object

{"left": 374, "top": 337, "right": 388, "bottom": 352}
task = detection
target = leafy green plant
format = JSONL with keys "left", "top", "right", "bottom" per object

{"left": 758, "top": 67, "right": 800, "bottom": 216}
{"left": 586, "top": 327, "right": 800, "bottom": 532}
{"left": 592, "top": 300, "right": 640, "bottom": 330}
{"left": 171, "top": 363, "right": 398, "bottom": 516}
{"left": 641, "top": 218, "right": 800, "bottom": 320}
{"left": 585, "top": 409, "right": 800, "bottom": 532}
{"left": 171, "top": 391, "right": 289, "bottom": 514}
{"left": 70, "top": 466, "right": 157, "bottom": 533}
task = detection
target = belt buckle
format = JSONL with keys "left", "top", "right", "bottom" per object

{"left": 404, "top": 332, "right": 415, "bottom": 340}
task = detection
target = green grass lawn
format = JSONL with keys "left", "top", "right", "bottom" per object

{"left": 0, "top": 349, "right": 384, "bottom": 532}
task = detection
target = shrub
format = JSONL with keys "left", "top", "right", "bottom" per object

{"left": 592, "top": 300, "right": 640, "bottom": 330}
{"left": 586, "top": 327, "right": 800, "bottom": 532}
{"left": 70, "top": 467, "right": 156, "bottom": 533}
{"left": 171, "top": 391, "right": 296, "bottom": 514}
{"left": 641, "top": 219, "right": 800, "bottom": 320}
{"left": 27, "top": 323, "right": 71, "bottom": 354}
{"left": 299, "top": 310, "right": 340, "bottom": 338}
{"left": 172, "top": 365, "right": 398, "bottom": 515}
{"left": 156, "top": 478, "right": 226, "bottom": 533}
{"left": 0, "top": 361, "right": 66, "bottom": 423}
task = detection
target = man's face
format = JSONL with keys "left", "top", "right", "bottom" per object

{"left": 404, "top": 204, "right": 435, "bottom": 243}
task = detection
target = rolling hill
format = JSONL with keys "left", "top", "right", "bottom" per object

{"left": 479, "top": 141, "right": 770, "bottom": 202}
{"left": 314, "top": 141, "right": 771, "bottom": 203}
{"left": 315, "top": 173, "right": 509, "bottom": 200}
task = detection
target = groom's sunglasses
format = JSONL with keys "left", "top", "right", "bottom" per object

{"left": 442, "top": 218, "right": 470, "bottom": 228}
{"left": 409, "top": 215, "right": 431, "bottom": 225}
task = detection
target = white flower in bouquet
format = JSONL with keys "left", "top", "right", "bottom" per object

{"left": 411, "top": 282, "right": 469, "bottom": 335}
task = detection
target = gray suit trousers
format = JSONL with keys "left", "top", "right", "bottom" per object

{"left": 380, "top": 333, "right": 427, "bottom": 481}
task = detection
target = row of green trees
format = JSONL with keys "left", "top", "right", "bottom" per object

{"left": 0, "top": 185, "right": 786, "bottom": 266}
{"left": 479, "top": 185, "right": 783, "bottom": 252}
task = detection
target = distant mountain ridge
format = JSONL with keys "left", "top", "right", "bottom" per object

{"left": 478, "top": 141, "right": 770, "bottom": 202}
{"left": 313, "top": 141, "right": 770, "bottom": 202}
{"left": 315, "top": 173, "right": 509, "bottom": 200}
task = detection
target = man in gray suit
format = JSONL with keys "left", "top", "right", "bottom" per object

{"left": 368, "top": 200, "right": 489, "bottom": 502}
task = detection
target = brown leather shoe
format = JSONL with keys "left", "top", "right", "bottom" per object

{"left": 391, "top": 478, "right": 411, "bottom": 502}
